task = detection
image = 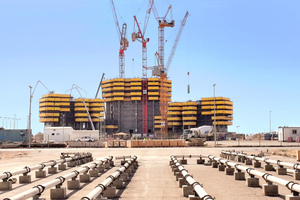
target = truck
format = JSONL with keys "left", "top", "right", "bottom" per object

{"left": 182, "top": 126, "right": 213, "bottom": 141}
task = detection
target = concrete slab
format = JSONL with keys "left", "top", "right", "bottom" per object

{"left": 0, "top": 181, "right": 12, "bottom": 190}
{"left": 102, "top": 186, "right": 116, "bottom": 198}
{"left": 50, "top": 187, "right": 66, "bottom": 199}
{"left": 182, "top": 185, "right": 194, "bottom": 197}
{"left": 19, "top": 175, "right": 31, "bottom": 183}
{"left": 225, "top": 167, "right": 234, "bottom": 175}
{"left": 67, "top": 180, "right": 80, "bottom": 190}
{"left": 35, "top": 170, "right": 46, "bottom": 178}
{"left": 277, "top": 167, "right": 287, "bottom": 175}
{"left": 264, "top": 164, "right": 274, "bottom": 171}
{"left": 58, "top": 164, "right": 67, "bottom": 170}
{"left": 48, "top": 166, "right": 57, "bottom": 174}
{"left": 234, "top": 172, "right": 245, "bottom": 180}
{"left": 263, "top": 184, "right": 278, "bottom": 196}
{"left": 253, "top": 161, "right": 261, "bottom": 168}
{"left": 79, "top": 173, "right": 91, "bottom": 183}
{"left": 246, "top": 177, "right": 259, "bottom": 187}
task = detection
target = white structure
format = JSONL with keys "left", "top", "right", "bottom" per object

{"left": 43, "top": 127, "right": 99, "bottom": 142}
{"left": 278, "top": 126, "right": 300, "bottom": 142}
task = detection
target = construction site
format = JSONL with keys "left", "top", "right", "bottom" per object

{"left": 36, "top": 0, "right": 233, "bottom": 143}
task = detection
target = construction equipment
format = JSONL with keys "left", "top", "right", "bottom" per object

{"left": 110, "top": 0, "right": 129, "bottom": 78}
{"left": 132, "top": 1, "right": 153, "bottom": 136}
{"left": 95, "top": 73, "right": 105, "bottom": 98}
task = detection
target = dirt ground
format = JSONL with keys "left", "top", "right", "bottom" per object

{"left": 0, "top": 140, "right": 300, "bottom": 200}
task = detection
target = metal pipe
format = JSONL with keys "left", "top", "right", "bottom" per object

{"left": 81, "top": 155, "right": 137, "bottom": 200}
{"left": 0, "top": 153, "right": 92, "bottom": 180}
{"left": 221, "top": 151, "right": 300, "bottom": 170}
{"left": 207, "top": 155, "right": 300, "bottom": 194}
{"left": 5, "top": 156, "right": 113, "bottom": 200}
{"left": 171, "top": 156, "right": 214, "bottom": 200}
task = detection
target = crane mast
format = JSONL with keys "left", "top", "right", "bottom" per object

{"left": 110, "top": 0, "right": 128, "bottom": 78}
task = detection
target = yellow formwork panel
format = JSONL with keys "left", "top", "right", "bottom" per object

{"left": 212, "top": 116, "right": 233, "bottom": 120}
{"left": 60, "top": 102, "right": 70, "bottom": 106}
{"left": 182, "top": 101, "right": 197, "bottom": 106}
{"left": 113, "top": 97, "right": 124, "bottom": 101}
{"left": 39, "top": 113, "right": 59, "bottom": 117}
{"left": 104, "top": 98, "right": 113, "bottom": 102}
{"left": 60, "top": 108, "right": 70, "bottom": 112}
{"left": 168, "top": 107, "right": 182, "bottom": 111}
{"left": 170, "top": 122, "right": 182, "bottom": 126}
{"left": 213, "top": 121, "right": 233, "bottom": 125}
{"left": 102, "top": 93, "right": 114, "bottom": 98}
{"left": 124, "top": 93, "right": 131, "bottom": 97}
{"left": 154, "top": 125, "right": 161, "bottom": 128}
{"left": 131, "top": 97, "right": 141, "bottom": 101}
{"left": 201, "top": 101, "right": 233, "bottom": 106}
{"left": 124, "top": 78, "right": 131, "bottom": 82}
{"left": 154, "top": 120, "right": 161, "bottom": 124}
{"left": 113, "top": 87, "right": 124, "bottom": 91}
{"left": 201, "top": 97, "right": 230, "bottom": 101}
{"left": 148, "top": 78, "right": 160, "bottom": 81}
{"left": 167, "top": 98, "right": 172, "bottom": 102}
{"left": 169, "top": 102, "right": 183, "bottom": 106}
{"left": 131, "top": 86, "right": 142, "bottom": 90}
{"left": 101, "top": 83, "right": 113, "bottom": 88}
{"left": 75, "top": 98, "right": 90, "bottom": 102}
{"left": 89, "top": 103, "right": 105, "bottom": 107}
{"left": 124, "top": 87, "right": 131, "bottom": 91}
{"left": 182, "top": 111, "right": 197, "bottom": 115}
{"left": 124, "top": 97, "right": 131, "bottom": 101}
{"left": 148, "top": 86, "right": 159, "bottom": 90}
{"left": 74, "top": 107, "right": 89, "bottom": 111}
{"left": 131, "top": 92, "right": 142, "bottom": 96}
{"left": 182, "top": 117, "right": 197, "bottom": 121}
{"left": 39, "top": 102, "right": 55, "bottom": 107}
{"left": 92, "top": 118, "right": 104, "bottom": 122}
{"left": 148, "top": 97, "right": 159, "bottom": 100}
{"left": 148, "top": 92, "right": 159, "bottom": 96}
{"left": 182, "top": 106, "right": 197, "bottom": 110}
{"left": 40, "top": 118, "right": 59, "bottom": 122}
{"left": 167, "top": 111, "right": 182, "bottom": 115}
{"left": 113, "top": 92, "right": 125, "bottom": 96}
{"left": 131, "top": 78, "right": 142, "bottom": 81}
{"left": 131, "top": 82, "right": 142, "bottom": 86}
{"left": 75, "top": 113, "right": 88, "bottom": 117}
{"left": 167, "top": 117, "right": 182, "bottom": 121}
{"left": 113, "top": 82, "right": 124, "bottom": 86}
{"left": 113, "top": 78, "right": 125, "bottom": 82}
{"left": 39, "top": 107, "right": 60, "bottom": 111}
{"left": 90, "top": 113, "right": 104, "bottom": 117}
{"left": 90, "top": 98, "right": 104, "bottom": 103}
{"left": 75, "top": 118, "right": 89, "bottom": 122}
{"left": 183, "top": 121, "right": 197, "bottom": 126}
{"left": 148, "top": 82, "right": 160, "bottom": 86}
{"left": 154, "top": 116, "right": 161, "bottom": 119}
{"left": 75, "top": 102, "right": 90, "bottom": 107}
{"left": 106, "top": 125, "right": 118, "bottom": 129}
{"left": 102, "top": 79, "right": 113, "bottom": 84}
{"left": 90, "top": 107, "right": 105, "bottom": 111}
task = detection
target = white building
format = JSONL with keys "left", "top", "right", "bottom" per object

{"left": 43, "top": 127, "right": 99, "bottom": 142}
{"left": 278, "top": 126, "right": 300, "bottom": 142}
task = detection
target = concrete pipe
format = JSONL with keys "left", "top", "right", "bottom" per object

{"left": 0, "top": 152, "right": 92, "bottom": 181}
{"left": 171, "top": 156, "right": 214, "bottom": 200}
{"left": 221, "top": 151, "right": 300, "bottom": 170}
{"left": 4, "top": 156, "right": 113, "bottom": 200}
{"left": 81, "top": 155, "right": 137, "bottom": 200}
{"left": 208, "top": 155, "right": 300, "bottom": 194}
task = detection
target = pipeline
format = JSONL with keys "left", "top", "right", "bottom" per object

{"left": 207, "top": 155, "right": 300, "bottom": 194}
{"left": 170, "top": 156, "right": 214, "bottom": 200}
{"left": 5, "top": 156, "right": 113, "bottom": 200}
{"left": 81, "top": 155, "right": 137, "bottom": 200}
{"left": 115, "top": 155, "right": 132, "bottom": 160}
{"left": 221, "top": 150, "right": 300, "bottom": 171}
{"left": 0, "top": 152, "right": 92, "bottom": 181}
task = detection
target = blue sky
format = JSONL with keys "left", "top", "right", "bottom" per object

{"left": 0, "top": 0, "right": 299, "bottom": 135}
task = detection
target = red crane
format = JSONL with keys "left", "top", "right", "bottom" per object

{"left": 132, "top": 1, "right": 153, "bottom": 135}
{"left": 110, "top": 0, "right": 129, "bottom": 78}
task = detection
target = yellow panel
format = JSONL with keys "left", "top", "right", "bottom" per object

{"left": 92, "top": 118, "right": 104, "bottom": 122}
{"left": 131, "top": 97, "right": 141, "bottom": 101}
{"left": 167, "top": 111, "right": 182, "bottom": 115}
{"left": 75, "top": 113, "right": 88, "bottom": 117}
{"left": 166, "top": 83, "right": 172, "bottom": 88}
{"left": 212, "top": 116, "right": 233, "bottom": 120}
{"left": 39, "top": 107, "right": 60, "bottom": 111}
{"left": 74, "top": 107, "right": 89, "bottom": 111}
{"left": 90, "top": 98, "right": 105, "bottom": 103}
{"left": 102, "top": 83, "right": 113, "bottom": 88}
{"left": 113, "top": 78, "right": 125, "bottom": 82}
{"left": 75, "top": 102, "right": 89, "bottom": 107}
{"left": 60, "top": 108, "right": 70, "bottom": 112}
{"left": 148, "top": 86, "right": 160, "bottom": 90}
{"left": 102, "top": 88, "right": 113, "bottom": 92}
{"left": 59, "top": 98, "right": 70, "bottom": 102}
{"left": 182, "top": 117, "right": 197, "bottom": 121}
{"left": 90, "top": 113, "right": 105, "bottom": 117}
{"left": 124, "top": 87, "right": 131, "bottom": 91}
{"left": 148, "top": 97, "right": 159, "bottom": 100}
{"left": 201, "top": 97, "right": 230, "bottom": 101}
{"left": 182, "top": 101, "right": 197, "bottom": 106}
{"left": 124, "top": 78, "right": 131, "bottom": 82}
{"left": 182, "top": 106, "right": 197, "bottom": 110}
{"left": 39, "top": 102, "right": 55, "bottom": 107}
{"left": 148, "top": 78, "right": 160, "bottom": 81}
{"left": 216, "top": 110, "right": 233, "bottom": 115}
{"left": 170, "top": 122, "right": 182, "bottom": 126}
{"left": 148, "top": 82, "right": 160, "bottom": 86}
{"left": 148, "top": 92, "right": 159, "bottom": 96}
{"left": 113, "top": 87, "right": 124, "bottom": 91}
{"left": 60, "top": 102, "right": 70, "bottom": 106}
{"left": 39, "top": 113, "right": 60, "bottom": 117}
{"left": 168, "top": 106, "right": 182, "bottom": 111}
{"left": 124, "top": 83, "right": 131, "bottom": 87}
{"left": 182, "top": 111, "right": 197, "bottom": 115}
{"left": 89, "top": 103, "right": 105, "bottom": 107}
{"left": 183, "top": 122, "right": 197, "bottom": 126}
{"left": 104, "top": 98, "right": 113, "bottom": 102}
{"left": 113, "top": 97, "right": 124, "bottom": 101}
{"left": 167, "top": 117, "right": 182, "bottom": 121}
{"left": 113, "top": 92, "right": 124, "bottom": 96}
{"left": 154, "top": 116, "right": 161, "bottom": 119}
{"left": 213, "top": 121, "right": 233, "bottom": 125}
{"left": 166, "top": 80, "right": 171, "bottom": 83}
{"left": 89, "top": 107, "right": 105, "bottom": 111}
{"left": 102, "top": 93, "right": 114, "bottom": 98}
{"left": 169, "top": 102, "right": 183, "bottom": 106}
{"left": 154, "top": 120, "right": 161, "bottom": 124}
{"left": 167, "top": 98, "right": 171, "bottom": 102}
{"left": 167, "top": 93, "right": 172, "bottom": 97}
{"left": 40, "top": 118, "right": 59, "bottom": 122}
{"left": 113, "top": 82, "right": 125, "bottom": 86}
{"left": 75, "top": 98, "right": 90, "bottom": 102}
{"left": 75, "top": 118, "right": 89, "bottom": 122}
{"left": 154, "top": 125, "right": 161, "bottom": 128}
{"left": 102, "top": 79, "right": 113, "bottom": 84}
{"left": 131, "top": 92, "right": 142, "bottom": 96}
{"left": 106, "top": 125, "right": 118, "bottom": 129}
{"left": 131, "top": 86, "right": 142, "bottom": 90}
{"left": 124, "top": 97, "right": 131, "bottom": 101}
{"left": 130, "top": 82, "right": 142, "bottom": 86}
{"left": 217, "top": 106, "right": 233, "bottom": 110}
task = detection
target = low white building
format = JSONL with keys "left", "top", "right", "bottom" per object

{"left": 278, "top": 126, "right": 300, "bottom": 142}
{"left": 43, "top": 127, "right": 99, "bottom": 142}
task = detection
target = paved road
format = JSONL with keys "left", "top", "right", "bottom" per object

{"left": 0, "top": 144, "right": 299, "bottom": 199}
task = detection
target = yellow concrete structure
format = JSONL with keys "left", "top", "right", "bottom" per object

{"left": 74, "top": 98, "right": 105, "bottom": 123}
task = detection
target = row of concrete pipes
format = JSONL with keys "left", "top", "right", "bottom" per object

{"left": 221, "top": 150, "right": 300, "bottom": 178}
{"left": 4, "top": 156, "right": 114, "bottom": 200}
{"left": 0, "top": 152, "right": 93, "bottom": 191}
{"left": 81, "top": 155, "right": 138, "bottom": 200}
{"left": 170, "top": 156, "right": 214, "bottom": 200}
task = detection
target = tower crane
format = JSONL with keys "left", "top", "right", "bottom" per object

{"left": 132, "top": 1, "right": 153, "bottom": 136}
{"left": 110, "top": 0, "right": 129, "bottom": 78}
{"left": 150, "top": 1, "right": 174, "bottom": 138}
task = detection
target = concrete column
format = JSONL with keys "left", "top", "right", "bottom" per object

{"left": 277, "top": 167, "right": 287, "bottom": 175}
{"left": 178, "top": 178, "right": 188, "bottom": 188}
{"left": 48, "top": 166, "right": 58, "bottom": 174}
{"left": 182, "top": 185, "right": 194, "bottom": 197}
{"left": 89, "top": 169, "right": 99, "bottom": 177}
{"left": 112, "top": 179, "right": 124, "bottom": 189}
{"left": 120, "top": 173, "right": 129, "bottom": 182}
{"left": 67, "top": 161, "right": 76, "bottom": 168}
{"left": 173, "top": 168, "right": 179, "bottom": 175}
{"left": 180, "top": 159, "right": 187, "bottom": 165}
{"left": 169, "top": 160, "right": 174, "bottom": 166}
{"left": 58, "top": 164, "right": 67, "bottom": 170}
{"left": 175, "top": 172, "right": 183, "bottom": 181}
{"left": 197, "top": 158, "right": 205, "bottom": 164}
{"left": 225, "top": 167, "right": 235, "bottom": 175}
{"left": 36, "top": 169, "right": 46, "bottom": 178}
{"left": 294, "top": 171, "right": 300, "bottom": 180}
{"left": 121, "top": 160, "right": 127, "bottom": 165}
{"left": 97, "top": 166, "right": 105, "bottom": 173}
{"left": 0, "top": 181, "right": 12, "bottom": 191}
{"left": 218, "top": 164, "right": 226, "bottom": 171}
{"left": 246, "top": 177, "right": 259, "bottom": 187}
{"left": 104, "top": 162, "right": 111, "bottom": 169}
{"left": 19, "top": 174, "right": 32, "bottom": 183}
{"left": 110, "top": 161, "right": 114, "bottom": 167}
{"left": 212, "top": 162, "right": 219, "bottom": 168}
{"left": 263, "top": 182, "right": 278, "bottom": 196}
{"left": 264, "top": 164, "right": 274, "bottom": 171}
{"left": 245, "top": 159, "right": 252, "bottom": 165}
{"left": 102, "top": 186, "right": 116, "bottom": 198}
{"left": 234, "top": 171, "right": 245, "bottom": 180}
{"left": 67, "top": 179, "right": 80, "bottom": 190}
{"left": 50, "top": 187, "right": 66, "bottom": 199}
{"left": 79, "top": 172, "right": 91, "bottom": 183}
{"left": 253, "top": 161, "right": 261, "bottom": 168}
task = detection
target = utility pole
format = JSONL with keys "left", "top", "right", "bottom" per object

{"left": 213, "top": 84, "right": 216, "bottom": 147}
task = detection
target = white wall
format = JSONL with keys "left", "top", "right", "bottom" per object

{"left": 44, "top": 127, "right": 73, "bottom": 142}
{"left": 278, "top": 127, "right": 300, "bottom": 142}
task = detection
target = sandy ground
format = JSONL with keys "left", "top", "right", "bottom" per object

{"left": 0, "top": 140, "right": 300, "bottom": 200}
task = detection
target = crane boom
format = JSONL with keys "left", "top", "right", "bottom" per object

{"left": 165, "top": 11, "right": 189, "bottom": 74}
{"left": 109, "top": 0, "right": 121, "bottom": 42}
{"left": 95, "top": 73, "right": 105, "bottom": 99}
